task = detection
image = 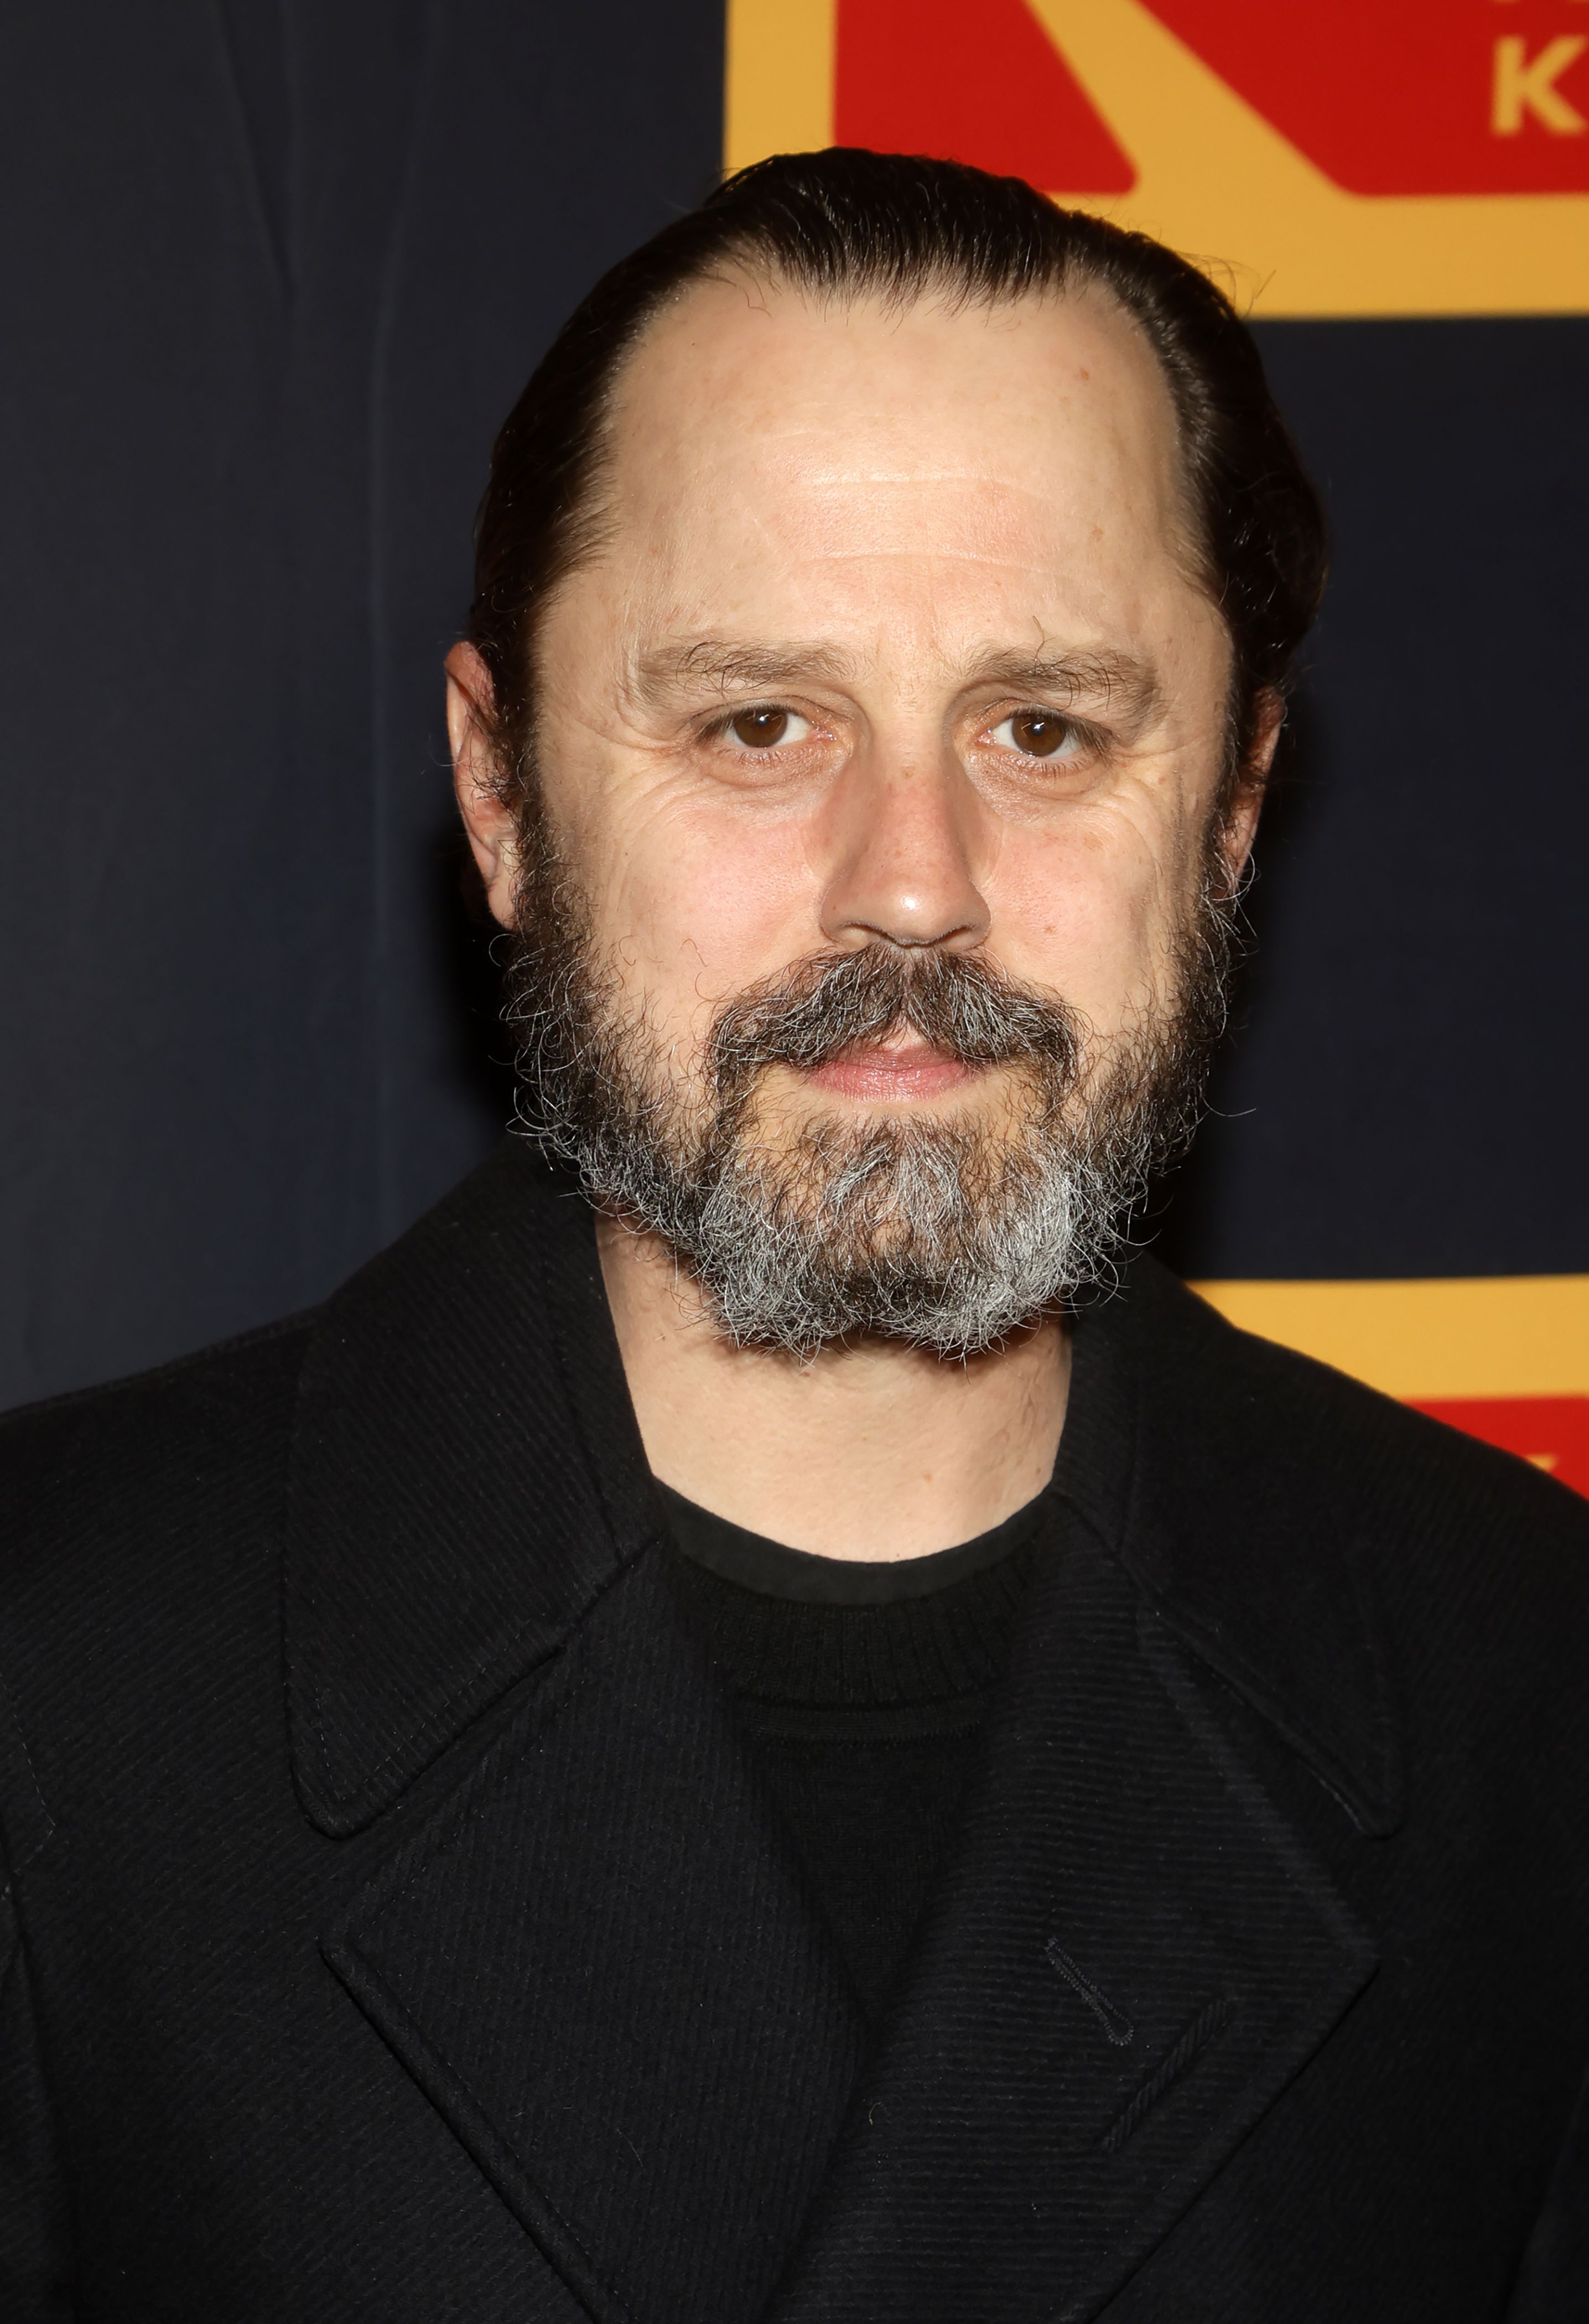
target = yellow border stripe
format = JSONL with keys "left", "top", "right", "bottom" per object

{"left": 1191, "top": 1277, "right": 1589, "bottom": 1401}
{"left": 1030, "top": 0, "right": 1589, "bottom": 318}
{"left": 725, "top": 0, "right": 835, "bottom": 174}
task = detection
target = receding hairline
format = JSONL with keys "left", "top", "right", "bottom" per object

{"left": 607, "top": 251, "right": 1177, "bottom": 417}
{"left": 565, "top": 252, "right": 1192, "bottom": 525}
{"left": 536, "top": 259, "right": 1204, "bottom": 685}
{"left": 648, "top": 242, "right": 1128, "bottom": 318}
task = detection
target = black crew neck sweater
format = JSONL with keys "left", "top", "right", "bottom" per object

{"left": 660, "top": 1487, "right": 1043, "bottom": 2024}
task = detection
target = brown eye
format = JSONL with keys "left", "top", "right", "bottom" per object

{"left": 1006, "top": 709, "right": 1073, "bottom": 758}
{"left": 729, "top": 707, "right": 790, "bottom": 749}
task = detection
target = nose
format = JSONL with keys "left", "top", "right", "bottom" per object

{"left": 817, "top": 748, "right": 992, "bottom": 954}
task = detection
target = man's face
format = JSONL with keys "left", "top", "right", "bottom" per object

{"left": 458, "top": 274, "right": 1263, "bottom": 1351}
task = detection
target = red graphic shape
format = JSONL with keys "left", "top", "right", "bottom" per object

{"left": 835, "top": 0, "right": 1136, "bottom": 193}
{"left": 1145, "top": 2, "right": 1589, "bottom": 195}
{"left": 1411, "top": 1396, "right": 1589, "bottom": 1498}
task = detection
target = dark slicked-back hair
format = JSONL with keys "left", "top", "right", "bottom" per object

{"left": 469, "top": 148, "right": 1326, "bottom": 808}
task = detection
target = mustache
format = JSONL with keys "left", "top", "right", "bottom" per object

{"left": 709, "top": 946, "right": 1086, "bottom": 1087}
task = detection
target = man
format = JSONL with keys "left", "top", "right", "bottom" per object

{"left": 2, "top": 149, "right": 1585, "bottom": 2322}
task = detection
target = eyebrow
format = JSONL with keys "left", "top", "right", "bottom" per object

{"left": 632, "top": 637, "right": 864, "bottom": 702}
{"left": 952, "top": 648, "right": 1164, "bottom": 729}
{"left": 631, "top": 636, "right": 1163, "bottom": 728}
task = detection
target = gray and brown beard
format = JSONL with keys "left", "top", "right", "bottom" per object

{"left": 501, "top": 795, "right": 1237, "bottom": 1357}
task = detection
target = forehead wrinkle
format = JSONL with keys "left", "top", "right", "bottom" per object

{"left": 779, "top": 544, "right": 1063, "bottom": 569}
{"left": 792, "top": 464, "right": 1047, "bottom": 489}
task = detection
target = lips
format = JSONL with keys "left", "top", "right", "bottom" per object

{"left": 802, "top": 1040, "right": 980, "bottom": 1101}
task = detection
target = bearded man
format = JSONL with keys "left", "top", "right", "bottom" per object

{"left": 2, "top": 150, "right": 1586, "bottom": 2323}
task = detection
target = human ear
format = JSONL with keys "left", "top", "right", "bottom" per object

{"left": 446, "top": 640, "right": 520, "bottom": 930}
{"left": 1215, "top": 687, "right": 1285, "bottom": 897}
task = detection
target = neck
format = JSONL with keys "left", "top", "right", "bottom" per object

{"left": 596, "top": 1215, "right": 1071, "bottom": 1561}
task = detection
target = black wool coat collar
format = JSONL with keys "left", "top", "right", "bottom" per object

{"left": 284, "top": 1143, "right": 1387, "bottom": 2324}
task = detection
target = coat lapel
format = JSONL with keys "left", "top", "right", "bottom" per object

{"left": 764, "top": 1277, "right": 1383, "bottom": 2324}
{"left": 324, "top": 1549, "right": 866, "bottom": 2324}
{"left": 284, "top": 1143, "right": 657, "bottom": 1837}
{"left": 290, "top": 1145, "right": 866, "bottom": 2321}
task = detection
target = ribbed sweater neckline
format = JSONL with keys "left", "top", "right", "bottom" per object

{"left": 659, "top": 1485, "right": 1046, "bottom": 1710}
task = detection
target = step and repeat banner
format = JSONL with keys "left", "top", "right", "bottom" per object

{"left": 1, "top": 1, "right": 1585, "bottom": 1489}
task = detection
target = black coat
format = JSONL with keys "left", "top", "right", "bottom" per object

{"left": 2, "top": 1142, "right": 1587, "bottom": 2322}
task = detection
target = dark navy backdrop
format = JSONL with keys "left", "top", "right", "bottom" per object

{"left": 2, "top": 1, "right": 1584, "bottom": 1409}
{"left": 1167, "top": 318, "right": 1589, "bottom": 1280}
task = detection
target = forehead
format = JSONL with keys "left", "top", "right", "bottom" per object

{"left": 590, "top": 272, "right": 1200, "bottom": 658}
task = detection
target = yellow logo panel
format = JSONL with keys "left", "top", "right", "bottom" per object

{"left": 1193, "top": 1276, "right": 1589, "bottom": 1495}
{"left": 725, "top": 0, "right": 1589, "bottom": 315}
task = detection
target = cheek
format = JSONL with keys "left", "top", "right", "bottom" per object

{"left": 988, "top": 808, "right": 1197, "bottom": 1025}
{"left": 583, "top": 798, "right": 823, "bottom": 1038}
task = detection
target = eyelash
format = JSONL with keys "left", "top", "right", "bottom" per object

{"left": 989, "top": 709, "right": 1084, "bottom": 761}
{"left": 700, "top": 704, "right": 1105, "bottom": 763}
{"left": 706, "top": 705, "right": 816, "bottom": 751}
